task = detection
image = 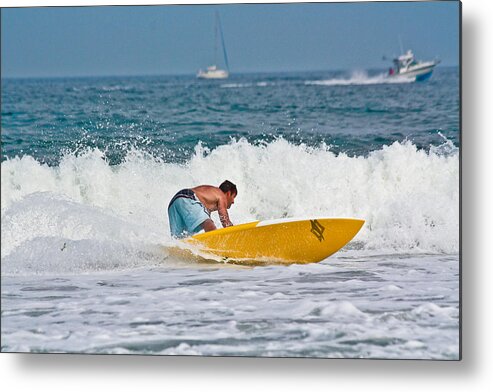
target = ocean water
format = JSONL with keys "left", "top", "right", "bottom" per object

{"left": 1, "top": 68, "right": 460, "bottom": 358}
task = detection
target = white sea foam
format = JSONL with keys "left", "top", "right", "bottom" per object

{"left": 306, "top": 71, "right": 415, "bottom": 86}
{"left": 1, "top": 138, "right": 458, "bottom": 274}
{"left": 1, "top": 254, "right": 459, "bottom": 358}
{"left": 220, "top": 83, "right": 253, "bottom": 88}
{"left": 220, "top": 82, "right": 272, "bottom": 88}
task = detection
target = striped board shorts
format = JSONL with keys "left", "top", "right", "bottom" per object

{"left": 168, "top": 189, "right": 211, "bottom": 238}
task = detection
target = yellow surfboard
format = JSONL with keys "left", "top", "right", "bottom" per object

{"left": 184, "top": 217, "right": 365, "bottom": 265}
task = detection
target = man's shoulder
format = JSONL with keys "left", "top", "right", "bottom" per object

{"left": 194, "top": 185, "right": 220, "bottom": 192}
{"left": 192, "top": 185, "right": 222, "bottom": 198}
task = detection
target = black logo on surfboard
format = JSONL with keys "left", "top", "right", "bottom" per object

{"left": 310, "top": 220, "right": 325, "bottom": 242}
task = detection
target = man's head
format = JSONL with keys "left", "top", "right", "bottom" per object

{"left": 219, "top": 180, "right": 237, "bottom": 209}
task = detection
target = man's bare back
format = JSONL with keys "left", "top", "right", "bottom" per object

{"left": 192, "top": 185, "right": 236, "bottom": 228}
{"left": 168, "top": 180, "right": 237, "bottom": 238}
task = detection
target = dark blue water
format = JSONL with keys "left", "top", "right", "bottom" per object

{"left": 1, "top": 67, "right": 459, "bottom": 165}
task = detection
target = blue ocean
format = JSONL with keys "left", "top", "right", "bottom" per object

{"left": 1, "top": 68, "right": 459, "bottom": 358}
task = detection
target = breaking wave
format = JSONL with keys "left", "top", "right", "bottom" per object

{"left": 1, "top": 137, "right": 459, "bottom": 274}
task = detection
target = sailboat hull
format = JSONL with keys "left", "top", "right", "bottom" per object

{"left": 197, "top": 69, "right": 229, "bottom": 79}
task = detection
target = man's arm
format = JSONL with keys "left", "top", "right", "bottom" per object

{"left": 217, "top": 198, "right": 233, "bottom": 228}
{"left": 201, "top": 219, "right": 217, "bottom": 232}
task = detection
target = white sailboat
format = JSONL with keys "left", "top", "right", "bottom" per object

{"left": 197, "top": 12, "right": 230, "bottom": 79}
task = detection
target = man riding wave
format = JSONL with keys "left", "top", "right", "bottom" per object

{"left": 168, "top": 180, "right": 237, "bottom": 238}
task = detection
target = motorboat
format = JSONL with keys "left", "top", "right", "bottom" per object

{"left": 388, "top": 49, "right": 440, "bottom": 81}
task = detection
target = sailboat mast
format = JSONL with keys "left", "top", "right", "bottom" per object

{"left": 218, "top": 13, "right": 230, "bottom": 72}
{"left": 214, "top": 12, "right": 219, "bottom": 66}
{"left": 197, "top": 11, "right": 229, "bottom": 78}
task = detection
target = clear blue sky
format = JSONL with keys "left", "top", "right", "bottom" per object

{"left": 1, "top": 1, "right": 460, "bottom": 78}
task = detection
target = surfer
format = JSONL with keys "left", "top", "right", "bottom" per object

{"left": 168, "top": 180, "right": 237, "bottom": 238}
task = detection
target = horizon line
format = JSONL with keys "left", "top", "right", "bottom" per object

{"left": 2, "top": 64, "right": 459, "bottom": 80}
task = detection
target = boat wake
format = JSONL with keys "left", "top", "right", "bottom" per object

{"left": 306, "top": 71, "right": 415, "bottom": 86}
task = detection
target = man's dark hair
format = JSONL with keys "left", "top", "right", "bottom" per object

{"left": 219, "top": 180, "right": 237, "bottom": 196}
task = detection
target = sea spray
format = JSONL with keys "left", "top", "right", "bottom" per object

{"left": 2, "top": 138, "right": 458, "bottom": 271}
